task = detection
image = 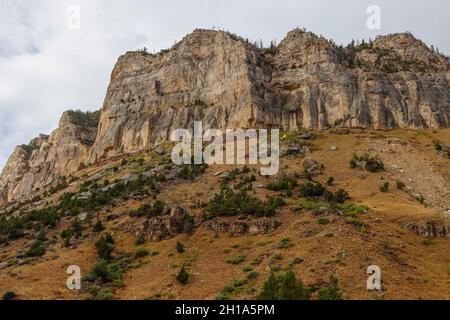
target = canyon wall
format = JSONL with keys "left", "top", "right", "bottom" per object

{"left": 1, "top": 28, "right": 449, "bottom": 204}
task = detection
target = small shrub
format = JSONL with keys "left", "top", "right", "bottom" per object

{"left": 379, "top": 182, "right": 389, "bottom": 193}
{"left": 291, "top": 257, "right": 304, "bottom": 265}
{"left": 243, "top": 266, "right": 253, "bottom": 273}
{"left": 178, "top": 164, "right": 208, "bottom": 180}
{"left": 95, "top": 233, "right": 115, "bottom": 260}
{"left": 176, "top": 265, "right": 190, "bottom": 284}
{"left": 112, "top": 279, "right": 124, "bottom": 288}
{"left": 317, "top": 275, "right": 343, "bottom": 300}
{"left": 176, "top": 241, "right": 185, "bottom": 254}
{"left": 246, "top": 271, "right": 260, "bottom": 280}
{"left": 134, "top": 247, "right": 149, "bottom": 258}
{"left": 217, "top": 285, "right": 235, "bottom": 300}
{"left": 130, "top": 200, "right": 165, "bottom": 218}
{"left": 26, "top": 241, "right": 46, "bottom": 257}
{"left": 396, "top": 181, "right": 406, "bottom": 190}
{"left": 96, "top": 288, "right": 114, "bottom": 300}
{"left": 93, "top": 220, "right": 104, "bottom": 233}
{"left": 2, "top": 291, "right": 17, "bottom": 300}
{"left": 279, "top": 237, "right": 294, "bottom": 249}
{"left": 135, "top": 235, "right": 146, "bottom": 245}
{"left": 435, "top": 143, "right": 442, "bottom": 151}
{"left": 318, "top": 218, "right": 330, "bottom": 225}
{"left": 90, "top": 260, "right": 115, "bottom": 282}
{"left": 81, "top": 273, "right": 97, "bottom": 282}
{"left": 183, "top": 214, "right": 196, "bottom": 234}
{"left": 416, "top": 195, "right": 425, "bottom": 204}
{"left": 299, "top": 182, "right": 325, "bottom": 198}
{"left": 266, "top": 175, "right": 298, "bottom": 191}
{"left": 36, "top": 230, "right": 48, "bottom": 242}
{"left": 226, "top": 254, "right": 246, "bottom": 265}
{"left": 326, "top": 177, "right": 335, "bottom": 186}
{"left": 331, "top": 189, "right": 350, "bottom": 203}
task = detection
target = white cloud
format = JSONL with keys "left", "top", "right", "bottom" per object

{"left": 0, "top": 0, "right": 449, "bottom": 168}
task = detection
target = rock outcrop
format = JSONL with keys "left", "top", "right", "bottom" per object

{"left": 0, "top": 111, "right": 99, "bottom": 205}
{"left": 1, "top": 28, "right": 450, "bottom": 204}
{"left": 203, "top": 217, "right": 282, "bottom": 237}
{"left": 136, "top": 206, "right": 194, "bottom": 242}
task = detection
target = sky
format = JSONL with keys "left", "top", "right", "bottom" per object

{"left": 0, "top": 0, "right": 449, "bottom": 169}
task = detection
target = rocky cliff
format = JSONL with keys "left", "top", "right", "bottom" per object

{"left": 1, "top": 28, "right": 450, "bottom": 204}
{"left": 0, "top": 111, "right": 99, "bottom": 205}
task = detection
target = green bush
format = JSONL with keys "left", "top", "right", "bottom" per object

{"left": 183, "top": 214, "right": 196, "bottom": 234}
{"left": 318, "top": 218, "right": 330, "bottom": 225}
{"left": 95, "top": 233, "right": 115, "bottom": 260}
{"left": 226, "top": 254, "right": 246, "bottom": 265}
{"left": 299, "top": 182, "right": 325, "bottom": 198}
{"left": 205, "top": 187, "right": 285, "bottom": 218}
{"left": 135, "top": 235, "right": 146, "bottom": 245}
{"left": 435, "top": 143, "right": 442, "bottom": 151}
{"left": 257, "top": 271, "right": 310, "bottom": 300}
{"left": 96, "top": 288, "right": 114, "bottom": 300}
{"left": 67, "top": 110, "right": 100, "bottom": 128}
{"left": 379, "top": 182, "right": 390, "bottom": 193}
{"left": 134, "top": 247, "right": 149, "bottom": 258}
{"left": 130, "top": 200, "right": 165, "bottom": 218}
{"left": 326, "top": 177, "right": 335, "bottom": 186}
{"left": 2, "top": 291, "right": 17, "bottom": 300}
{"left": 26, "top": 241, "right": 46, "bottom": 257}
{"left": 176, "top": 241, "right": 185, "bottom": 254}
{"left": 91, "top": 260, "right": 115, "bottom": 282}
{"left": 178, "top": 164, "right": 208, "bottom": 180}
{"left": 86, "top": 258, "right": 126, "bottom": 284}
{"left": 328, "top": 189, "right": 350, "bottom": 204}
{"left": 279, "top": 237, "right": 293, "bottom": 249}
{"left": 267, "top": 175, "right": 298, "bottom": 191}
{"left": 176, "top": 265, "right": 190, "bottom": 284}
{"left": 317, "top": 275, "right": 343, "bottom": 300}
{"left": 93, "top": 220, "right": 104, "bottom": 233}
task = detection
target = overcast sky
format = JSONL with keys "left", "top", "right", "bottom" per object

{"left": 0, "top": 0, "right": 449, "bottom": 169}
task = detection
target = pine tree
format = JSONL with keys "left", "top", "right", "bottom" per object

{"left": 257, "top": 273, "right": 279, "bottom": 300}
{"left": 277, "top": 270, "right": 310, "bottom": 300}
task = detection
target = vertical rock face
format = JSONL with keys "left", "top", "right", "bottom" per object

{"left": 0, "top": 111, "right": 98, "bottom": 205}
{"left": 88, "top": 29, "right": 273, "bottom": 163}
{"left": 271, "top": 29, "right": 450, "bottom": 130}
{"left": 1, "top": 28, "right": 450, "bottom": 203}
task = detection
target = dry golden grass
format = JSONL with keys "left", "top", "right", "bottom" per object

{"left": 1, "top": 129, "right": 449, "bottom": 300}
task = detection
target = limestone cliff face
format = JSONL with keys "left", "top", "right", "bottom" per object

{"left": 0, "top": 111, "right": 98, "bottom": 205}
{"left": 88, "top": 29, "right": 273, "bottom": 162}
{"left": 1, "top": 28, "right": 450, "bottom": 204}
{"left": 271, "top": 29, "right": 450, "bottom": 130}
{"left": 90, "top": 28, "right": 450, "bottom": 163}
